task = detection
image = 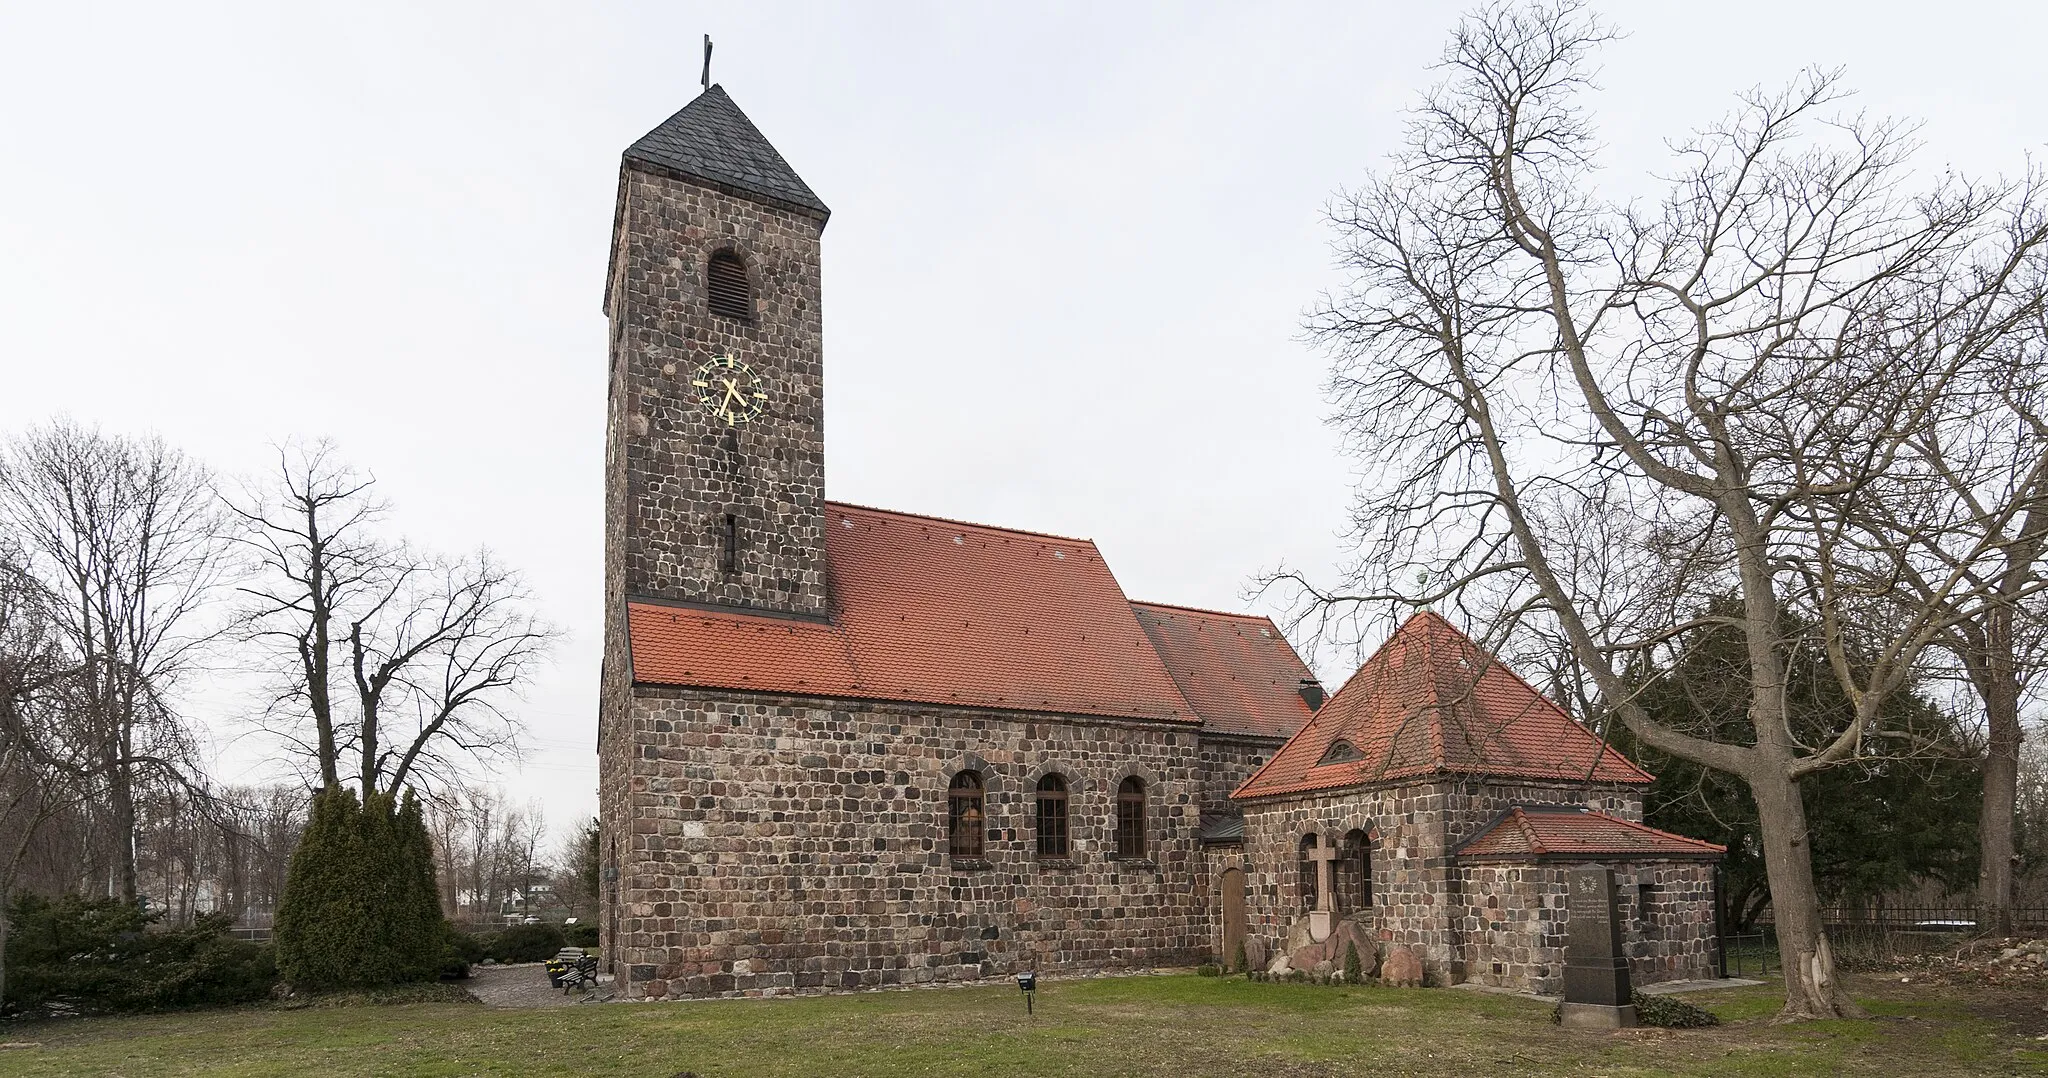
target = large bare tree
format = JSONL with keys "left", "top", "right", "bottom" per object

{"left": 1281, "top": 2, "right": 2048, "bottom": 1018}
{"left": 0, "top": 539, "right": 92, "bottom": 1006}
{"left": 0, "top": 422, "right": 225, "bottom": 902}
{"left": 1899, "top": 321, "right": 2048, "bottom": 934}
{"left": 225, "top": 443, "right": 554, "bottom": 800}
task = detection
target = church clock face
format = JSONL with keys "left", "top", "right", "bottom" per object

{"left": 691, "top": 353, "right": 769, "bottom": 427}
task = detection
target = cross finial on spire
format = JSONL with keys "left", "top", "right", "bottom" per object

{"left": 701, "top": 34, "right": 713, "bottom": 93}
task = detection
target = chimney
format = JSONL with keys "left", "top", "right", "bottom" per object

{"left": 1298, "top": 678, "right": 1325, "bottom": 711}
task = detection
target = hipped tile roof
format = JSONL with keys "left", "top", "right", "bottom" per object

{"left": 1131, "top": 602, "right": 1316, "bottom": 740}
{"left": 1232, "top": 611, "right": 1653, "bottom": 800}
{"left": 628, "top": 503, "right": 1311, "bottom": 733}
{"left": 1456, "top": 806, "right": 1725, "bottom": 861}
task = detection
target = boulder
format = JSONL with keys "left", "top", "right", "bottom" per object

{"left": 1243, "top": 935, "right": 1269, "bottom": 973}
{"left": 1381, "top": 944, "right": 1424, "bottom": 988}
{"left": 1267, "top": 954, "right": 1293, "bottom": 977}
{"left": 1332, "top": 921, "right": 1377, "bottom": 978}
{"left": 1286, "top": 916, "right": 1314, "bottom": 955}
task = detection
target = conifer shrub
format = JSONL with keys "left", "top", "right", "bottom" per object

{"left": 274, "top": 787, "right": 447, "bottom": 990}
{"left": 3, "top": 894, "right": 276, "bottom": 1013}
{"left": 563, "top": 921, "right": 600, "bottom": 948}
{"left": 486, "top": 922, "right": 567, "bottom": 963}
{"left": 1344, "top": 942, "right": 1363, "bottom": 984}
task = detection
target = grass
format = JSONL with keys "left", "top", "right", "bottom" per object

{"left": 2, "top": 972, "right": 2044, "bottom": 1077}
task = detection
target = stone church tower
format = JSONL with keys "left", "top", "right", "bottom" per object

{"left": 601, "top": 84, "right": 831, "bottom": 620}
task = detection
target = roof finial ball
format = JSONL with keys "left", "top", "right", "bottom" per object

{"left": 701, "top": 34, "right": 713, "bottom": 94}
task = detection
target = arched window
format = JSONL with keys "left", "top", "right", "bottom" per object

{"left": 706, "top": 250, "right": 752, "bottom": 320}
{"left": 948, "top": 771, "right": 985, "bottom": 860}
{"left": 1338, "top": 828, "right": 1371, "bottom": 913}
{"left": 1035, "top": 774, "right": 1069, "bottom": 858}
{"left": 1298, "top": 833, "right": 1321, "bottom": 912}
{"left": 1115, "top": 776, "right": 1147, "bottom": 859}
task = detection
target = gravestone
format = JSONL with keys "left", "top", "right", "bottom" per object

{"left": 1558, "top": 865, "right": 1636, "bottom": 1029}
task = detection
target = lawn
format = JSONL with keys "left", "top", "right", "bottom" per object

{"left": 2, "top": 972, "right": 2044, "bottom": 1077}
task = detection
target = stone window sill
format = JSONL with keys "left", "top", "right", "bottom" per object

{"left": 949, "top": 859, "right": 993, "bottom": 873}
{"left": 1035, "top": 857, "right": 1080, "bottom": 870}
{"left": 1106, "top": 856, "right": 1159, "bottom": 870}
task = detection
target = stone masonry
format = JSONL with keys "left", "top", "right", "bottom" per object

{"left": 1237, "top": 778, "right": 1719, "bottom": 993}
{"left": 605, "top": 165, "right": 829, "bottom": 619}
{"left": 594, "top": 84, "right": 1724, "bottom": 1004}
{"left": 601, "top": 687, "right": 1209, "bottom": 998}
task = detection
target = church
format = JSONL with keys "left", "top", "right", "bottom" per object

{"left": 595, "top": 83, "right": 1725, "bottom": 1001}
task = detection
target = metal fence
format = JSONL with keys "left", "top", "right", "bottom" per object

{"left": 1721, "top": 906, "right": 2048, "bottom": 978}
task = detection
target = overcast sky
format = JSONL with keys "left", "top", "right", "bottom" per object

{"left": 2, "top": 1, "right": 2041, "bottom": 838}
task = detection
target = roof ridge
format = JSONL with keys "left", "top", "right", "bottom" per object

{"left": 1415, "top": 619, "right": 1448, "bottom": 771}
{"left": 1511, "top": 806, "right": 1546, "bottom": 856}
{"left": 825, "top": 500, "right": 1094, "bottom": 546}
{"left": 1129, "top": 599, "right": 1282, "bottom": 625}
{"left": 1583, "top": 810, "right": 1728, "bottom": 852}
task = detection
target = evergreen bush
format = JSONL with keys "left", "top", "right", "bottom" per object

{"left": 486, "top": 922, "right": 567, "bottom": 963}
{"left": 439, "top": 923, "right": 486, "bottom": 979}
{"left": 1630, "top": 989, "right": 1721, "bottom": 1027}
{"left": 1344, "top": 942, "right": 1363, "bottom": 984}
{"left": 274, "top": 787, "right": 447, "bottom": 990}
{"left": 563, "top": 922, "right": 600, "bottom": 948}
{"left": 3, "top": 893, "right": 276, "bottom": 1013}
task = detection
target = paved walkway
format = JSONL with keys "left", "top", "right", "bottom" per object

{"left": 463, "top": 963, "right": 616, "bottom": 1008}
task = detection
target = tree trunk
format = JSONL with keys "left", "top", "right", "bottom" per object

{"left": 1749, "top": 763, "right": 1866, "bottom": 1019}
{"left": 1973, "top": 656, "right": 2022, "bottom": 936}
{"left": 109, "top": 741, "right": 138, "bottom": 903}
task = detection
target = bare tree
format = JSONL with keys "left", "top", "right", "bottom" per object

{"left": 1896, "top": 314, "right": 2048, "bottom": 934}
{"left": 0, "top": 538, "right": 92, "bottom": 1005}
{"left": 225, "top": 443, "right": 554, "bottom": 800}
{"left": 1278, "top": 2, "right": 2048, "bottom": 1018}
{"left": 0, "top": 421, "right": 226, "bottom": 901}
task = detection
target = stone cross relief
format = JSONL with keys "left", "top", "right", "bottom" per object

{"left": 1307, "top": 836, "right": 1339, "bottom": 941}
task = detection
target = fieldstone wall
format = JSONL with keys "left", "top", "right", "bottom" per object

{"left": 1624, "top": 861, "right": 1720, "bottom": 985}
{"left": 1239, "top": 784, "right": 1453, "bottom": 981}
{"left": 1197, "top": 841, "right": 1248, "bottom": 967}
{"left": 1237, "top": 778, "right": 1671, "bottom": 989}
{"left": 1454, "top": 859, "right": 1719, "bottom": 995}
{"left": 602, "top": 686, "right": 1210, "bottom": 999}
{"left": 1196, "top": 734, "right": 1283, "bottom": 812}
{"left": 1456, "top": 780, "right": 1646, "bottom": 836}
{"left": 605, "top": 164, "right": 829, "bottom": 618}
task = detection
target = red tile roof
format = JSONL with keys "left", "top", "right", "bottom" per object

{"left": 1231, "top": 611, "right": 1653, "bottom": 800}
{"left": 630, "top": 502, "right": 1313, "bottom": 725}
{"left": 1131, "top": 602, "right": 1315, "bottom": 740}
{"left": 1456, "top": 806, "right": 1725, "bottom": 861}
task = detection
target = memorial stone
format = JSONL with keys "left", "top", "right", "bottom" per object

{"left": 1558, "top": 865, "right": 1637, "bottom": 1029}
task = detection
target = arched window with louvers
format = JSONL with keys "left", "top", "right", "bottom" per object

{"left": 706, "top": 249, "right": 752, "bottom": 321}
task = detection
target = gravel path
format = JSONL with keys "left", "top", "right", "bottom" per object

{"left": 462, "top": 963, "right": 612, "bottom": 1008}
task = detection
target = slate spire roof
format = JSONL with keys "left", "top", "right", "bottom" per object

{"left": 623, "top": 85, "right": 829, "bottom": 221}
{"left": 1232, "top": 611, "right": 1653, "bottom": 800}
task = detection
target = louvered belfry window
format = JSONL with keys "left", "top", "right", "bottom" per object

{"left": 706, "top": 250, "right": 752, "bottom": 320}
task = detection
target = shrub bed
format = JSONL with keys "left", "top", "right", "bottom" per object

{"left": 3, "top": 893, "right": 277, "bottom": 1014}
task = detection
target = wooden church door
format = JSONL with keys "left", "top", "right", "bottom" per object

{"left": 1220, "top": 867, "right": 1247, "bottom": 968}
